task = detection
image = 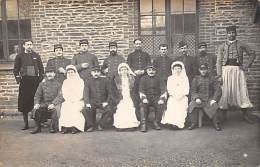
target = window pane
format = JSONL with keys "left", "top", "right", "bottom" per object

{"left": 140, "top": 0, "right": 152, "bottom": 15}
{"left": 7, "top": 0, "right": 18, "bottom": 19}
{"left": 155, "top": 16, "right": 165, "bottom": 35}
{"left": 140, "top": 16, "right": 152, "bottom": 35}
{"left": 171, "top": 14, "right": 183, "bottom": 34}
{"left": 7, "top": 20, "right": 18, "bottom": 39}
{"left": 184, "top": 14, "right": 196, "bottom": 33}
{"left": 154, "top": 0, "right": 165, "bottom": 14}
{"left": 0, "top": 41, "right": 3, "bottom": 59}
{"left": 19, "top": 0, "right": 31, "bottom": 18}
{"left": 171, "top": 0, "right": 183, "bottom": 14}
{"left": 20, "top": 19, "right": 31, "bottom": 39}
{"left": 8, "top": 40, "right": 19, "bottom": 61}
{"left": 184, "top": 0, "right": 196, "bottom": 13}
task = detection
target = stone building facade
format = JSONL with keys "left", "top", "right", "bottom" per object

{"left": 0, "top": 0, "right": 259, "bottom": 115}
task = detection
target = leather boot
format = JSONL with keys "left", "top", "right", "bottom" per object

{"left": 139, "top": 107, "right": 147, "bottom": 132}
{"left": 22, "top": 113, "right": 29, "bottom": 130}
{"left": 49, "top": 120, "right": 56, "bottom": 133}
{"left": 213, "top": 122, "right": 222, "bottom": 131}
{"left": 30, "top": 121, "right": 41, "bottom": 134}
{"left": 188, "top": 123, "right": 197, "bottom": 130}
{"left": 153, "top": 111, "right": 161, "bottom": 130}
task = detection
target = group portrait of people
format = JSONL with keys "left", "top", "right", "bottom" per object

{"left": 13, "top": 25, "right": 256, "bottom": 134}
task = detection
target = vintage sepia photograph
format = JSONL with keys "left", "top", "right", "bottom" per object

{"left": 0, "top": 0, "right": 259, "bottom": 166}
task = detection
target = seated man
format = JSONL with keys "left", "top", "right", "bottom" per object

{"left": 31, "top": 68, "right": 62, "bottom": 134}
{"left": 84, "top": 66, "right": 112, "bottom": 132}
{"left": 139, "top": 63, "right": 167, "bottom": 132}
{"left": 188, "top": 63, "right": 222, "bottom": 131}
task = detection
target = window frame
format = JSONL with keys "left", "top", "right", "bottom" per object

{"left": 0, "top": 0, "right": 32, "bottom": 63}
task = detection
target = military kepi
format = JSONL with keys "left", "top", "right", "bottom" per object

{"left": 79, "top": 39, "right": 89, "bottom": 45}
{"left": 54, "top": 44, "right": 63, "bottom": 51}
{"left": 146, "top": 61, "right": 156, "bottom": 70}
{"left": 226, "top": 25, "right": 236, "bottom": 33}
{"left": 198, "top": 42, "right": 207, "bottom": 48}
{"left": 91, "top": 65, "right": 101, "bottom": 71}
{"left": 178, "top": 41, "right": 187, "bottom": 48}
{"left": 109, "top": 41, "right": 117, "bottom": 47}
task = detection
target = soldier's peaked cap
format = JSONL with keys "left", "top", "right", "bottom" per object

{"left": 79, "top": 39, "right": 89, "bottom": 45}
{"left": 54, "top": 44, "right": 63, "bottom": 51}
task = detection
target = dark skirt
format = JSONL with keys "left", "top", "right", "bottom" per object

{"left": 18, "top": 76, "right": 40, "bottom": 113}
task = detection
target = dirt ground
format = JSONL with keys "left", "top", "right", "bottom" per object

{"left": 0, "top": 112, "right": 259, "bottom": 167}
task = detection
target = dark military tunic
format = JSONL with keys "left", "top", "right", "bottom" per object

{"left": 34, "top": 79, "right": 61, "bottom": 106}
{"left": 102, "top": 54, "right": 125, "bottom": 79}
{"left": 127, "top": 50, "right": 151, "bottom": 72}
{"left": 46, "top": 56, "right": 71, "bottom": 83}
{"left": 153, "top": 55, "right": 173, "bottom": 83}
{"left": 13, "top": 51, "right": 44, "bottom": 113}
{"left": 188, "top": 75, "right": 222, "bottom": 118}
{"left": 195, "top": 53, "right": 217, "bottom": 76}
{"left": 174, "top": 55, "right": 199, "bottom": 84}
{"left": 139, "top": 75, "right": 166, "bottom": 102}
{"left": 83, "top": 77, "right": 112, "bottom": 128}
{"left": 84, "top": 77, "right": 110, "bottom": 105}
{"left": 71, "top": 51, "right": 99, "bottom": 80}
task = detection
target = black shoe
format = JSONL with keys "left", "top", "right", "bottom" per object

{"left": 243, "top": 115, "right": 255, "bottom": 124}
{"left": 140, "top": 123, "right": 147, "bottom": 132}
{"left": 188, "top": 124, "right": 197, "bottom": 130}
{"left": 153, "top": 122, "right": 161, "bottom": 130}
{"left": 49, "top": 129, "right": 56, "bottom": 133}
{"left": 171, "top": 125, "right": 180, "bottom": 130}
{"left": 97, "top": 125, "right": 103, "bottom": 131}
{"left": 30, "top": 128, "right": 41, "bottom": 134}
{"left": 61, "top": 128, "right": 67, "bottom": 134}
{"left": 86, "top": 127, "right": 94, "bottom": 132}
{"left": 213, "top": 123, "right": 222, "bottom": 131}
{"left": 21, "top": 126, "right": 29, "bottom": 130}
{"left": 71, "top": 128, "right": 78, "bottom": 134}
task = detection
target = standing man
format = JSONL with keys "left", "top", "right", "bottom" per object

{"left": 174, "top": 41, "right": 198, "bottom": 84}
{"left": 217, "top": 25, "right": 256, "bottom": 124}
{"left": 195, "top": 42, "right": 217, "bottom": 76}
{"left": 46, "top": 44, "right": 71, "bottom": 83}
{"left": 102, "top": 41, "right": 125, "bottom": 79}
{"left": 13, "top": 40, "right": 44, "bottom": 130}
{"left": 71, "top": 39, "right": 99, "bottom": 81}
{"left": 127, "top": 38, "right": 151, "bottom": 120}
{"left": 153, "top": 44, "right": 173, "bottom": 83}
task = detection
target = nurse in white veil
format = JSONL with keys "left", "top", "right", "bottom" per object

{"left": 161, "top": 61, "right": 189, "bottom": 129}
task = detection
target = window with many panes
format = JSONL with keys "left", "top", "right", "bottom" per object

{"left": 0, "top": 0, "right": 32, "bottom": 62}
{"left": 139, "top": 0, "right": 197, "bottom": 57}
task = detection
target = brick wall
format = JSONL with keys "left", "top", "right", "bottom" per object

{"left": 0, "top": 0, "right": 259, "bottom": 115}
{"left": 198, "top": 0, "right": 260, "bottom": 110}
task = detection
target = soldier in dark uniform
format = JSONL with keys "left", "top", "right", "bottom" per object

{"left": 31, "top": 68, "right": 61, "bottom": 134}
{"left": 153, "top": 44, "right": 173, "bottom": 84}
{"left": 71, "top": 39, "right": 99, "bottom": 80}
{"left": 102, "top": 41, "right": 125, "bottom": 79}
{"left": 188, "top": 64, "right": 222, "bottom": 131}
{"left": 46, "top": 44, "right": 71, "bottom": 83}
{"left": 127, "top": 38, "right": 151, "bottom": 121}
{"left": 195, "top": 42, "right": 217, "bottom": 76}
{"left": 139, "top": 63, "right": 167, "bottom": 132}
{"left": 84, "top": 66, "right": 113, "bottom": 132}
{"left": 174, "top": 41, "right": 199, "bottom": 85}
{"left": 13, "top": 40, "right": 44, "bottom": 130}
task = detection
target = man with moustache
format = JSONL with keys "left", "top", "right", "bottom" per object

{"left": 217, "top": 25, "right": 256, "bottom": 124}
{"left": 102, "top": 41, "right": 125, "bottom": 79}
{"left": 195, "top": 42, "right": 217, "bottom": 76}
{"left": 127, "top": 39, "right": 151, "bottom": 121}
{"left": 13, "top": 40, "right": 44, "bottom": 130}
{"left": 46, "top": 44, "right": 71, "bottom": 83}
{"left": 31, "top": 68, "right": 61, "bottom": 134}
{"left": 72, "top": 39, "right": 99, "bottom": 81}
